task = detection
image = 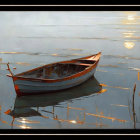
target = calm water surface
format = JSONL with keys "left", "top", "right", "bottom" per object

{"left": 0, "top": 11, "right": 140, "bottom": 129}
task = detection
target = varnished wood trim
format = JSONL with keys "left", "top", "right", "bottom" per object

{"left": 13, "top": 52, "right": 101, "bottom": 83}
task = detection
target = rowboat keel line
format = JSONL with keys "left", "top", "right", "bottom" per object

{"left": 7, "top": 52, "right": 101, "bottom": 97}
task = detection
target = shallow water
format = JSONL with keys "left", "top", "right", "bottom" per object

{"left": 0, "top": 11, "right": 140, "bottom": 129}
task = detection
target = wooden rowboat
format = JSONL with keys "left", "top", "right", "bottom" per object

{"left": 7, "top": 52, "right": 101, "bottom": 97}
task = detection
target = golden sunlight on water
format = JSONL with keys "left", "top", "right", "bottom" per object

{"left": 124, "top": 41, "right": 135, "bottom": 49}
{"left": 69, "top": 120, "right": 77, "bottom": 124}
{"left": 121, "top": 12, "right": 140, "bottom": 50}
{"left": 97, "top": 89, "right": 107, "bottom": 94}
{"left": 86, "top": 112, "right": 128, "bottom": 123}
{"left": 123, "top": 32, "right": 134, "bottom": 38}
{"left": 127, "top": 15, "right": 136, "bottom": 21}
{"left": 122, "top": 11, "right": 140, "bottom": 25}
{"left": 16, "top": 62, "right": 31, "bottom": 66}
{"left": 17, "top": 117, "right": 40, "bottom": 124}
{"left": 99, "top": 83, "right": 130, "bottom": 90}
{"left": 0, "top": 52, "right": 24, "bottom": 54}
{"left": 111, "top": 104, "right": 128, "bottom": 107}
{"left": 19, "top": 124, "right": 31, "bottom": 129}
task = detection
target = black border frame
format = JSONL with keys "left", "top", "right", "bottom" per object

{"left": 0, "top": 5, "right": 140, "bottom": 11}
{"left": 0, "top": 4, "right": 140, "bottom": 136}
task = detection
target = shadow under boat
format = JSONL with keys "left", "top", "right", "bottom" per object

{"left": 8, "top": 76, "right": 102, "bottom": 118}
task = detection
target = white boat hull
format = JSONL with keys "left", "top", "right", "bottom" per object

{"left": 14, "top": 67, "right": 96, "bottom": 95}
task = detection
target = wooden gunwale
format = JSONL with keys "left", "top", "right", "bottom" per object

{"left": 12, "top": 52, "right": 101, "bottom": 83}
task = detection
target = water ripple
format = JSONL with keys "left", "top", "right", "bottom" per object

{"left": 17, "top": 36, "right": 109, "bottom": 40}
{"left": 103, "top": 54, "right": 140, "bottom": 60}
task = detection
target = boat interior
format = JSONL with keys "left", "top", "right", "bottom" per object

{"left": 20, "top": 59, "right": 96, "bottom": 79}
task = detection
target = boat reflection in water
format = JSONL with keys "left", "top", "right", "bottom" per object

{"left": 7, "top": 76, "right": 102, "bottom": 121}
